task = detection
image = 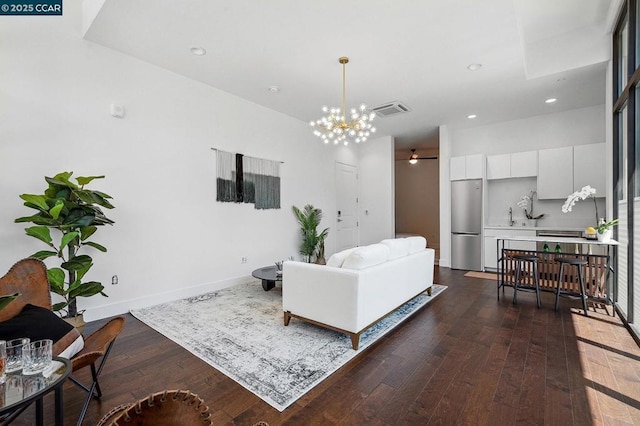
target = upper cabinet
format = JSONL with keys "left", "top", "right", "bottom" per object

{"left": 538, "top": 147, "right": 573, "bottom": 199}
{"left": 486, "top": 154, "right": 510, "bottom": 179}
{"left": 510, "top": 151, "right": 538, "bottom": 178}
{"left": 537, "top": 143, "right": 605, "bottom": 199}
{"left": 450, "top": 156, "right": 466, "bottom": 180}
{"left": 450, "top": 154, "right": 483, "bottom": 181}
{"left": 574, "top": 143, "right": 606, "bottom": 193}
{"left": 486, "top": 151, "right": 537, "bottom": 180}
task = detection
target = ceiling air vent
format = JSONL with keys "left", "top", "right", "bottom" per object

{"left": 372, "top": 101, "right": 411, "bottom": 117}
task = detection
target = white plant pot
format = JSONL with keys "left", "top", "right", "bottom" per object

{"left": 597, "top": 229, "right": 612, "bottom": 243}
{"left": 524, "top": 219, "right": 537, "bottom": 227}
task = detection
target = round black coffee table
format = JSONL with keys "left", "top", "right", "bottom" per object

{"left": 252, "top": 266, "right": 282, "bottom": 291}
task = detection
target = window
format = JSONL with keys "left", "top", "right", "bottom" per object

{"left": 619, "top": 17, "right": 629, "bottom": 96}
{"left": 613, "top": 1, "right": 637, "bottom": 328}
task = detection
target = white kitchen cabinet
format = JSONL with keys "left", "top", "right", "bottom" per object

{"left": 574, "top": 143, "right": 605, "bottom": 193}
{"left": 537, "top": 147, "right": 574, "bottom": 199}
{"left": 486, "top": 154, "right": 511, "bottom": 180}
{"left": 484, "top": 235, "right": 499, "bottom": 270}
{"left": 450, "top": 156, "right": 466, "bottom": 181}
{"left": 486, "top": 151, "right": 537, "bottom": 180}
{"left": 450, "top": 154, "right": 483, "bottom": 181}
{"left": 484, "top": 228, "right": 537, "bottom": 271}
{"left": 510, "top": 151, "right": 537, "bottom": 178}
{"left": 466, "top": 154, "right": 483, "bottom": 179}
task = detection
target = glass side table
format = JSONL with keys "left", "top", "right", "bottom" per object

{"left": 0, "top": 356, "right": 71, "bottom": 426}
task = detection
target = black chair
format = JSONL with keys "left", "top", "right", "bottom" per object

{"left": 512, "top": 254, "right": 541, "bottom": 308}
{"left": 69, "top": 316, "right": 125, "bottom": 426}
{"left": 554, "top": 257, "right": 589, "bottom": 316}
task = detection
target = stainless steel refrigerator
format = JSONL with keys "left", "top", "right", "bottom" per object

{"left": 451, "top": 179, "right": 482, "bottom": 271}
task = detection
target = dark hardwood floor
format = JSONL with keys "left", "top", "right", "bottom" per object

{"left": 11, "top": 267, "right": 640, "bottom": 425}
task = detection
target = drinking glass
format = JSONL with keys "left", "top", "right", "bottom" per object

{"left": 22, "top": 339, "right": 52, "bottom": 375}
{"left": 6, "top": 338, "right": 29, "bottom": 373}
{"left": 0, "top": 340, "right": 6, "bottom": 384}
{"left": 22, "top": 374, "right": 47, "bottom": 396}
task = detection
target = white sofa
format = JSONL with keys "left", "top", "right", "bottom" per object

{"left": 282, "top": 236, "right": 435, "bottom": 349}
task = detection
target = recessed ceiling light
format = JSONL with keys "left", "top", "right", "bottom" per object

{"left": 467, "top": 63, "right": 482, "bottom": 71}
{"left": 268, "top": 86, "right": 280, "bottom": 93}
{"left": 190, "top": 47, "right": 206, "bottom": 56}
{"left": 467, "top": 114, "right": 477, "bottom": 119}
{"left": 545, "top": 98, "right": 557, "bottom": 104}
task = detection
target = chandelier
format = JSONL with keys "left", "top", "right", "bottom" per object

{"left": 310, "top": 57, "right": 376, "bottom": 145}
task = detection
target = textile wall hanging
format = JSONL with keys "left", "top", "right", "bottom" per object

{"left": 215, "top": 149, "right": 281, "bottom": 209}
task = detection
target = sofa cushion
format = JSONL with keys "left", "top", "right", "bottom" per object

{"left": 342, "top": 244, "right": 390, "bottom": 270}
{"left": 380, "top": 238, "right": 411, "bottom": 259}
{"left": 406, "top": 236, "right": 427, "bottom": 253}
{"left": 326, "top": 247, "right": 358, "bottom": 268}
{"left": 0, "top": 303, "right": 83, "bottom": 357}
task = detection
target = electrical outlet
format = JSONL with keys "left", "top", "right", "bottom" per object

{"left": 241, "top": 257, "right": 248, "bottom": 264}
{"left": 111, "top": 275, "right": 118, "bottom": 285}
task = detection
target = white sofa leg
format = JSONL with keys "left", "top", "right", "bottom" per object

{"left": 284, "top": 311, "right": 291, "bottom": 326}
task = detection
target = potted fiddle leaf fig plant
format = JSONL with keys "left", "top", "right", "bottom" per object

{"left": 15, "top": 172, "right": 115, "bottom": 325}
{"left": 292, "top": 204, "right": 329, "bottom": 263}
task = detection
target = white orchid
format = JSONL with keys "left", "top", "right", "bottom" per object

{"left": 562, "top": 185, "right": 597, "bottom": 213}
{"left": 517, "top": 190, "right": 543, "bottom": 219}
{"left": 517, "top": 195, "right": 530, "bottom": 210}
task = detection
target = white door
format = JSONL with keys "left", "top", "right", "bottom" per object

{"left": 336, "top": 162, "right": 358, "bottom": 251}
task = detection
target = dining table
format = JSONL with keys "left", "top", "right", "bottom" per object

{"left": 494, "top": 234, "right": 618, "bottom": 315}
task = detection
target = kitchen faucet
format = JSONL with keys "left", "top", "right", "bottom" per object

{"left": 508, "top": 207, "right": 515, "bottom": 226}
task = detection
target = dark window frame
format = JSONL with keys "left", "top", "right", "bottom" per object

{"left": 613, "top": 0, "right": 638, "bottom": 332}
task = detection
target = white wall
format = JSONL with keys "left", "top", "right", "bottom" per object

{"left": 358, "top": 136, "right": 395, "bottom": 245}
{"left": 0, "top": 3, "right": 365, "bottom": 320}
{"left": 440, "top": 105, "right": 606, "bottom": 267}
{"left": 438, "top": 125, "right": 453, "bottom": 268}
{"left": 450, "top": 105, "right": 606, "bottom": 156}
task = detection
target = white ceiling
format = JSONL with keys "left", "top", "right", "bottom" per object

{"left": 83, "top": 0, "right": 617, "bottom": 151}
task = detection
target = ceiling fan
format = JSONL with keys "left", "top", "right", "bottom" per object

{"left": 409, "top": 149, "right": 437, "bottom": 164}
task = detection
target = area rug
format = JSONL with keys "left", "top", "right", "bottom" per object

{"left": 464, "top": 271, "right": 498, "bottom": 280}
{"left": 130, "top": 281, "right": 447, "bottom": 411}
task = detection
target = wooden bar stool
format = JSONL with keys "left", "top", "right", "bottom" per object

{"left": 554, "top": 257, "right": 589, "bottom": 316}
{"left": 512, "top": 254, "right": 541, "bottom": 308}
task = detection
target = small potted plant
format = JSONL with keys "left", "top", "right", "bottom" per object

{"left": 596, "top": 218, "right": 619, "bottom": 242}
{"left": 561, "top": 185, "right": 613, "bottom": 238}
{"left": 292, "top": 204, "right": 329, "bottom": 263}
{"left": 15, "top": 172, "right": 115, "bottom": 330}
{"left": 517, "top": 190, "right": 544, "bottom": 226}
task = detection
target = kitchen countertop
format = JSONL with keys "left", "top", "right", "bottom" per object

{"left": 492, "top": 234, "right": 618, "bottom": 246}
{"left": 484, "top": 225, "right": 586, "bottom": 232}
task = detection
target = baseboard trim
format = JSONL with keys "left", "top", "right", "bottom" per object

{"left": 83, "top": 275, "right": 256, "bottom": 322}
